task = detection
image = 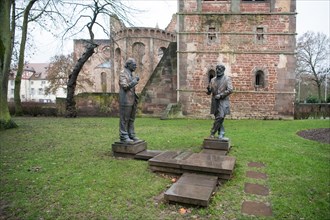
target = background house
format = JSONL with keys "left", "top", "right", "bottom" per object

{"left": 8, "top": 63, "right": 66, "bottom": 103}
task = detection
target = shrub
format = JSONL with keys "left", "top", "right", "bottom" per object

{"left": 306, "top": 95, "right": 318, "bottom": 103}
{"left": 8, "top": 102, "right": 57, "bottom": 116}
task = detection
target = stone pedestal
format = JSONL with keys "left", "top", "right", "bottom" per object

{"left": 112, "top": 140, "right": 147, "bottom": 158}
{"left": 203, "top": 138, "right": 230, "bottom": 151}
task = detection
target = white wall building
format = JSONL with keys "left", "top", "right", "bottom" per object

{"left": 8, "top": 63, "right": 66, "bottom": 103}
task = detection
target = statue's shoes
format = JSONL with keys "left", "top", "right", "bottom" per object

{"left": 219, "top": 136, "right": 229, "bottom": 142}
{"left": 130, "top": 136, "right": 140, "bottom": 142}
{"left": 121, "top": 138, "right": 134, "bottom": 143}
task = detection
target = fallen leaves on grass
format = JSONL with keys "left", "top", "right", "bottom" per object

{"left": 179, "top": 208, "right": 187, "bottom": 214}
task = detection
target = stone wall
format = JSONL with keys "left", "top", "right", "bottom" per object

{"left": 176, "top": 0, "right": 296, "bottom": 119}
{"left": 139, "top": 42, "right": 178, "bottom": 116}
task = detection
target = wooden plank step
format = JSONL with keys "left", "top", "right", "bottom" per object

{"left": 134, "top": 150, "right": 164, "bottom": 160}
{"left": 149, "top": 151, "right": 236, "bottom": 178}
{"left": 164, "top": 173, "right": 218, "bottom": 207}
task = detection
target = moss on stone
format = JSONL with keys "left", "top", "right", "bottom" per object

{"left": 0, "top": 119, "right": 18, "bottom": 130}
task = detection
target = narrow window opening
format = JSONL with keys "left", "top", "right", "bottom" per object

{"left": 255, "top": 70, "right": 265, "bottom": 87}
{"left": 208, "top": 27, "right": 217, "bottom": 42}
{"left": 158, "top": 47, "right": 166, "bottom": 60}
{"left": 101, "top": 72, "right": 107, "bottom": 93}
{"left": 256, "top": 74, "right": 261, "bottom": 86}
{"left": 256, "top": 27, "right": 264, "bottom": 42}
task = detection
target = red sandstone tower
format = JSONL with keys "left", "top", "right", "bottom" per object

{"left": 176, "top": 0, "right": 296, "bottom": 119}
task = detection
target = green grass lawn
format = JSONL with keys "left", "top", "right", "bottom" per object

{"left": 0, "top": 117, "right": 329, "bottom": 219}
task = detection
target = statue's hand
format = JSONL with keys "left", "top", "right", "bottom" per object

{"left": 215, "top": 93, "right": 225, "bottom": 100}
{"left": 129, "top": 78, "right": 139, "bottom": 88}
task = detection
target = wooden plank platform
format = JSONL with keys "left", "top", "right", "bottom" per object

{"left": 164, "top": 173, "right": 218, "bottom": 207}
{"left": 149, "top": 151, "right": 236, "bottom": 179}
{"left": 134, "top": 150, "right": 164, "bottom": 160}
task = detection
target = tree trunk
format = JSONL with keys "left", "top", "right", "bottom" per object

{"left": 14, "top": 0, "right": 37, "bottom": 116}
{"left": 65, "top": 42, "right": 98, "bottom": 117}
{"left": 0, "top": 0, "right": 17, "bottom": 129}
{"left": 317, "top": 82, "right": 322, "bottom": 103}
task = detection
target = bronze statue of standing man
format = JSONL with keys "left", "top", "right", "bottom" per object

{"left": 119, "top": 58, "right": 140, "bottom": 143}
{"left": 207, "top": 64, "right": 233, "bottom": 140}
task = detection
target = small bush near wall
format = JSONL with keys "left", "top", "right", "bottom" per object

{"left": 56, "top": 93, "right": 120, "bottom": 117}
{"left": 294, "top": 103, "right": 330, "bottom": 119}
{"left": 8, "top": 102, "right": 58, "bottom": 117}
{"left": 305, "top": 96, "right": 319, "bottom": 103}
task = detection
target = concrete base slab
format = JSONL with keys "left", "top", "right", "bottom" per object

{"left": 164, "top": 173, "right": 218, "bottom": 207}
{"left": 203, "top": 138, "right": 230, "bottom": 151}
{"left": 112, "top": 140, "right": 147, "bottom": 158}
{"left": 134, "top": 150, "right": 164, "bottom": 160}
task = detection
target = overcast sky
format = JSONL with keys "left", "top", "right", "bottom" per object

{"left": 29, "top": 0, "right": 330, "bottom": 63}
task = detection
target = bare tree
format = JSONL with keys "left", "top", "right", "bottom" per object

{"left": 45, "top": 53, "right": 93, "bottom": 95}
{"left": 61, "top": 0, "right": 135, "bottom": 117}
{"left": 14, "top": 0, "right": 38, "bottom": 115}
{"left": 13, "top": 0, "right": 54, "bottom": 115}
{"left": 0, "top": 0, "right": 17, "bottom": 129}
{"left": 12, "top": 0, "right": 73, "bottom": 116}
{"left": 296, "top": 31, "right": 330, "bottom": 103}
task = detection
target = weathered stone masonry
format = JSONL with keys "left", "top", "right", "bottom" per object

{"left": 110, "top": 27, "right": 176, "bottom": 93}
{"left": 75, "top": 0, "right": 296, "bottom": 119}
{"left": 176, "top": 0, "right": 296, "bottom": 119}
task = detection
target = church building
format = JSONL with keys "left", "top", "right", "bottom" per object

{"left": 76, "top": 0, "right": 297, "bottom": 119}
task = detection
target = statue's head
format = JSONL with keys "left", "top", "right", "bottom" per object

{"left": 125, "top": 58, "right": 137, "bottom": 72}
{"left": 216, "top": 64, "right": 225, "bottom": 77}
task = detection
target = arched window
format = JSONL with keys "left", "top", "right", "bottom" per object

{"left": 255, "top": 70, "right": 265, "bottom": 87}
{"left": 101, "top": 72, "right": 107, "bottom": 93}
{"left": 158, "top": 47, "right": 166, "bottom": 60}
{"left": 115, "top": 48, "right": 121, "bottom": 77}
{"left": 132, "top": 42, "right": 145, "bottom": 68}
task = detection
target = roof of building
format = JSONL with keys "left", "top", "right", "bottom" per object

{"left": 9, "top": 63, "right": 50, "bottom": 80}
{"left": 26, "top": 63, "right": 50, "bottom": 80}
